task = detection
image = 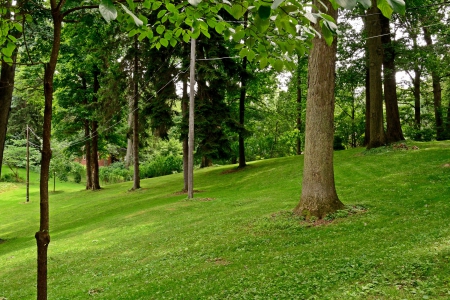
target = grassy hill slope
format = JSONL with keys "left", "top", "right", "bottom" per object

{"left": 1, "top": 141, "right": 450, "bottom": 299}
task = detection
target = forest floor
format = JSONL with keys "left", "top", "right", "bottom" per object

{"left": 1, "top": 140, "right": 450, "bottom": 299}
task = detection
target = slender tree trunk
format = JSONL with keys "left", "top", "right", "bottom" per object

{"left": 423, "top": 27, "right": 445, "bottom": 140}
{"left": 36, "top": 3, "right": 64, "bottom": 299}
{"left": 85, "top": 122, "right": 92, "bottom": 189}
{"left": 90, "top": 68, "right": 101, "bottom": 190}
{"left": 238, "top": 56, "right": 247, "bottom": 168}
{"left": 188, "top": 36, "right": 196, "bottom": 199}
{"left": 294, "top": 0, "right": 344, "bottom": 219}
{"left": 238, "top": 12, "right": 248, "bottom": 168}
{"left": 413, "top": 69, "right": 421, "bottom": 129}
{"left": 182, "top": 75, "right": 189, "bottom": 192}
{"left": 367, "top": 2, "right": 386, "bottom": 149}
{"left": 351, "top": 95, "right": 357, "bottom": 148}
{"left": 81, "top": 75, "right": 93, "bottom": 189}
{"left": 132, "top": 37, "right": 140, "bottom": 190}
{"left": 0, "top": 1, "right": 19, "bottom": 179}
{"left": 380, "top": 14, "right": 404, "bottom": 143}
{"left": 124, "top": 96, "right": 133, "bottom": 169}
{"left": 296, "top": 53, "right": 303, "bottom": 155}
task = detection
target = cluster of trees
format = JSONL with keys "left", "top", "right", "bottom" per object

{"left": 2, "top": 0, "right": 450, "bottom": 298}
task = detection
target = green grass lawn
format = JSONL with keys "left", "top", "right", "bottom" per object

{"left": 1, "top": 141, "right": 450, "bottom": 299}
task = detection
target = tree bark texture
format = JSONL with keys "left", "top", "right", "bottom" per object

{"left": 124, "top": 95, "right": 133, "bottom": 169}
{"left": 294, "top": 0, "right": 344, "bottom": 219}
{"left": 132, "top": 37, "right": 140, "bottom": 190}
{"left": 364, "top": 66, "right": 370, "bottom": 146}
{"left": 0, "top": 59, "right": 16, "bottom": 179}
{"left": 81, "top": 75, "right": 93, "bottom": 190}
{"left": 238, "top": 56, "right": 247, "bottom": 168}
{"left": 423, "top": 27, "right": 445, "bottom": 140}
{"left": 182, "top": 75, "right": 189, "bottom": 192}
{"left": 296, "top": 53, "right": 303, "bottom": 155}
{"left": 0, "top": 0, "right": 19, "bottom": 179}
{"left": 366, "top": 2, "right": 386, "bottom": 149}
{"left": 380, "top": 14, "right": 404, "bottom": 143}
{"left": 411, "top": 36, "right": 421, "bottom": 129}
{"left": 36, "top": 2, "right": 64, "bottom": 299}
{"left": 90, "top": 68, "right": 101, "bottom": 190}
{"left": 188, "top": 36, "right": 196, "bottom": 199}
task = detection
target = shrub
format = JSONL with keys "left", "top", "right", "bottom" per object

{"left": 140, "top": 155, "right": 183, "bottom": 179}
{"left": 0, "top": 173, "right": 23, "bottom": 183}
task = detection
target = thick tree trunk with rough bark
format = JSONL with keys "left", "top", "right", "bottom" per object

{"left": 294, "top": 0, "right": 344, "bottom": 219}
{"left": 0, "top": 60, "right": 16, "bottom": 179}
{"left": 36, "top": 3, "right": 64, "bottom": 299}
{"left": 364, "top": 67, "right": 370, "bottom": 146}
{"left": 423, "top": 27, "right": 445, "bottom": 140}
{"left": 132, "top": 37, "right": 140, "bottom": 190}
{"left": 367, "top": 2, "right": 386, "bottom": 149}
{"left": 238, "top": 56, "right": 247, "bottom": 168}
{"left": 296, "top": 53, "right": 302, "bottom": 155}
{"left": 380, "top": 14, "right": 404, "bottom": 143}
{"left": 0, "top": 1, "right": 19, "bottom": 179}
{"left": 182, "top": 76, "right": 189, "bottom": 191}
{"left": 90, "top": 69, "right": 101, "bottom": 190}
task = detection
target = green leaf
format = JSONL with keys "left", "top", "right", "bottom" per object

{"left": 156, "top": 25, "right": 165, "bottom": 35}
{"left": 258, "top": 5, "right": 271, "bottom": 20}
{"left": 215, "top": 22, "right": 225, "bottom": 34}
{"left": 8, "top": 35, "right": 17, "bottom": 43}
{"left": 99, "top": 0, "right": 117, "bottom": 23}
{"left": 377, "top": 0, "right": 393, "bottom": 18}
{"left": 166, "top": 3, "right": 177, "bottom": 13}
{"left": 357, "top": 0, "right": 371, "bottom": 8}
{"left": 259, "top": 56, "right": 268, "bottom": 69}
{"left": 255, "top": 16, "right": 270, "bottom": 33}
{"left": 386, "top": 0, "right": 405, "bottom": 15}
{"left": 160, "top": 38, "right": 169, "bottom": 47}
{"left": 247, "top": 49, "right": 256, "bottom": 61}
{"left": 321, "top": 21, "right": 334, "bottom": 46}
{"left": 128, "top": 29, "right": 139, "bottom": 37}
{"left": 143, "top": 0, "right": 152, "bottom": 9}
{"left": 4, "top": 42, "right": 15, "bottom": 57}
{"left": 2, "top": 56, "right": 13, "bottom": 64}
{"left": 335, "top": 0, "right": 357, "bottom": 9}
{"left": 157, "top": 9, "right": 167, "bottom": 18}
{"left": 233, "top": 30, "right": 245, "bottom": 42}
{"left": 13, "top": 23, "right": 23, "bottom": 32}
{"left": 170, "top": 38, "right": 177, "bottom": 47}
{"left": 152, "top": 1, "right": 162, "bottom": 10}
{"left": 183, "top": 32, "right": 191, "bottom": 43}
{"left": 120, "top": 4, "right": 144, "bottom": 26}
{"left": 239, "top": 48, "right": 249, "bottom": 58}
{"left": 230, "top": 2, "right": 248, "bottom": 20}
{"left": 273, "top": 59, "right": 284, "bottom": 72}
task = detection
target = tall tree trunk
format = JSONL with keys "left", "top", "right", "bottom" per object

{"left": 81, "top": 75, "right": 92, "bottom": 190}
{"left": 182, "top": 75, "right": 189, "bottom": 191}
{"left": 364, "top": 66, "right": 370, "bottom": 146}
{"left": 132, "top": 37, "right": 140, "bottom": 190}
{"left": 90, "top": 68, "right": 101, "bottom": 190}
{"left": 366, "top": 2, "right": 386, "bottom": 149}
{"left": 238, "top": 56, "right": 247, "bottom": 168}
{"left": 296, "top": 53, "right": 303, "bottom": 155}
{"left": 380, "top": 14, "right": 404, "bottom": 143}
{"left": 0, "top": 0, "right": 20, "bottom": 179}
{"left": 411, "top": 36, "right": 421, "bottom": 130}
{"left": 413, "top": 69, "right": 421, "bottom": 129}
{"left": 0, "top": 59, "right": 16, "bottom": 179}
{"left": 124, "top": 96, "right": 133, "bottom": 169}
{"left": 423, "top": 27, "right": 445, "bottom": 140}
{"left": 294, "top": 0, "right": 344, "bottom": 219}
{"left": 36, "top": 2, "right": 64, "bottom": 299}
{"left": 238, "top": 12, "right": 248, "bottom": 168}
